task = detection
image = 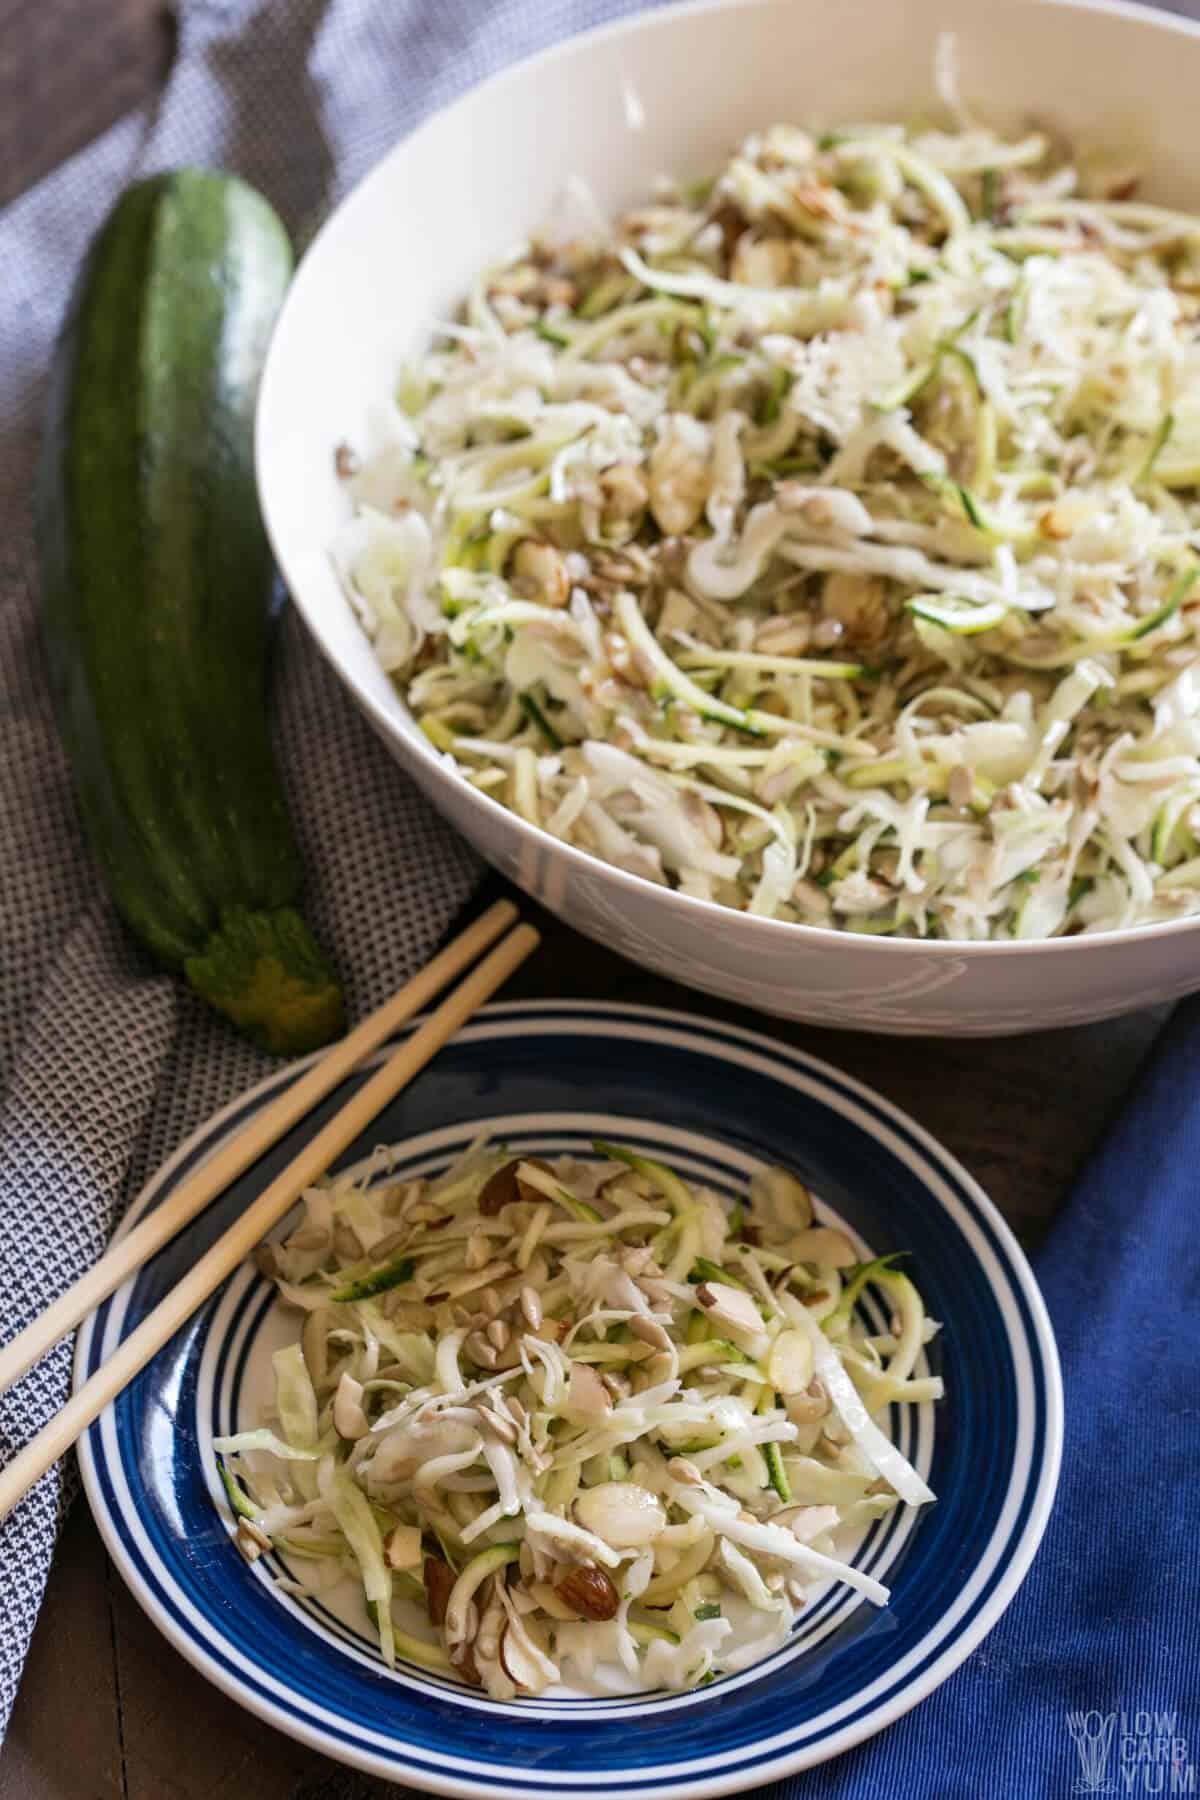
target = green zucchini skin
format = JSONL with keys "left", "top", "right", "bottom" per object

{"left": 37, "top": 169, "right": 343, "bottom": 1055}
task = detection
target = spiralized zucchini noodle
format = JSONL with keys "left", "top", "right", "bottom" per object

{"left": 332, "top": 80, "right": 1200, "bottom": 941}
{"left": 214, "top": 1139, "right": 941, "bottom": 1698}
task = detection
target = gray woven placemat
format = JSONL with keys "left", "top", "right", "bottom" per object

{"left": 0, "top": 0, "right": 663, "bottom": 1738}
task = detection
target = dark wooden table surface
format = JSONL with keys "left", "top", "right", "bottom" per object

{"left": 0, "top": 7, "right": 1177, "bottom": 1797}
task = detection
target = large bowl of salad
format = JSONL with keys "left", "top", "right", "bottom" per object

{"left": 257, "top": 0, "right": 1200, "bottom": 1034}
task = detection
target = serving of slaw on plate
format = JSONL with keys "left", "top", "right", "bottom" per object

{"left": 334, "top": 66, "right": 1200, "bottom": 944}
{"left": 214, "top": 1137, "right": 940, "bottom": 1699}
{"left": 77, "top": 999, "right": 1058, "bottom": 1789}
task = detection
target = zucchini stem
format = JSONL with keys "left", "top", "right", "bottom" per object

{"left": 184, "top": 904, "right": 343, "bottom": 1055}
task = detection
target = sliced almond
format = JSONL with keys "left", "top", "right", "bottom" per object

{"left": 333, "top": 1371, "right": 369, "bottom": 1439}
{"left": 499, "top": 1625, "right": 542, "bottom": 1690}
{"left": 790, "top": 1227, "right": 857, "bottom": 1269}
{"left": 574, "top": 1482, "right": 666, "bottom": 1549}
{"left": 564, "top": 1360, "right": 613, "bottom": 1422}
{"left": 695, "top": 1280, "right": 763, "bottom": 1337}
{"left": 766, "top": 1328, "right": 815, "bottom": 1396}
{"left": 776, "top": 1503, "right": 840, "bottom": 1544}
{"left": 385, "top": 1523, "right": 423, "bottom": 1570}
{"left": 785, "top": 1378, "right": 830, "bottom": 1425}
{"left": 750, "top": 1166, "right": 814, "bottom": 1230}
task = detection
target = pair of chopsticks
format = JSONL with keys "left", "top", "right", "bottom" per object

{"left": 0, "top": 901, "right": 538, "bottom": 1524}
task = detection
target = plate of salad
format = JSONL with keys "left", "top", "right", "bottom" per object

{"left": 76, "top": 1002, "right": 1060, "bottom": 1794}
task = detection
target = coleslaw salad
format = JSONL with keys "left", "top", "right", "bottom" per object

{"left": 331, "top": 83, "right": 1200, "bottom": 943}
{"left": 213, "top": 1139, "right": 941, "bottom": 1698}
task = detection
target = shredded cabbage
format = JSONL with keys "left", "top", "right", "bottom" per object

{"left": 211, "top": 1140, "right": 940, "bottom": 1697}
{"left": 333, "top": 88, "right": 1200, "bottom": 941}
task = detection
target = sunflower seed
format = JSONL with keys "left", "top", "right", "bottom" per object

{"left": 475, "top": 1403, "right": 517, "bottom": 1445}
{"left": 235, "top": 1518, "right": 272, "bottom": 1561}
{"left": 286, "top": 1226, "right": 331, "bottom": 1252}
{"left": 519, "top": 1286, "right": 543, "bottom": 1331}
{"left": 629, "top": 1315, "right": 671, "bottom": 1351}
{"left": 465, "top": 1331, "right": 500, "bottom": 1369}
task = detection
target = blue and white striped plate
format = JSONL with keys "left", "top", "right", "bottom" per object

{"left": 76, "top": 1002, "right": 1061, "bottom": 1796}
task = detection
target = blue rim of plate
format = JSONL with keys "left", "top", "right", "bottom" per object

{"left": 75, "top": 1001, "right": 1062, "bottom": 1797}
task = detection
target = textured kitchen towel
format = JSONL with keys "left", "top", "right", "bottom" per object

{"left": 0, "top": 0, "right": 670, "bottom": 1739}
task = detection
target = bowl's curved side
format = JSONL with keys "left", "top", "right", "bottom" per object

{"left": 258, "top": 0, "right": 1200, "bottom": 1034}
{"left": 341, "top": 666, "right": 1200, "bottom": 1034}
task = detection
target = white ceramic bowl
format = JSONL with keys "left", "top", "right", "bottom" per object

{"left": 257, "top": 0, "right": 1200, "bottom": 1035}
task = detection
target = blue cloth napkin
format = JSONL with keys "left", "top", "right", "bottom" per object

{"left": 762, "top": 994, "right": 1200, "bottom": 1799}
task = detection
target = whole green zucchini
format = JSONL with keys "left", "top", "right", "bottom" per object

{"left": 37, "top": 168, "right": 344, "bottom": 1055}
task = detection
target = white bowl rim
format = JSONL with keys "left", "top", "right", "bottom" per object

{"left": 256, "top": 0, "right": 1200, "bottom": 963}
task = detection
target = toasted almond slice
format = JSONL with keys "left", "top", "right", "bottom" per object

{"left": 785, "top": 1379, "right": 830, "bottom": 1425}
{"left": 695, "top": 1280, "right": 763, "bottom": 1337}
{"left": 333, "top": 1371, "right": 369, "bottom": 1439}
{"left": 766, "top": 1328, "right": 815, "bottom": 1395}
{"left": 790, "top": 1227, "right": 857, "bottom": 1268}
{"left": 564, "top": 1360, "right": 613, "bottom": 1421}
{"left": 574, "top": 1482, "right": 666, "bottom": 1549}
{"left": 385, "top": 1523, "right": 423, "bottom": 1570}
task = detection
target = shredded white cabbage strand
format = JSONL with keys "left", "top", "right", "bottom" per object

{"left": 214, "top": 1144, "right": 941, "bottom": 1697}
{"left": 331, "top": 98, "right": 1200, "bottom": 941}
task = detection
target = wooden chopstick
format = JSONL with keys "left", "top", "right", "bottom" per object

{"left": 0, "top": 919, "right": 539, "bottom": 1524}
{"left": 0, "top": 900, "right": 518, "bottom": 1403}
